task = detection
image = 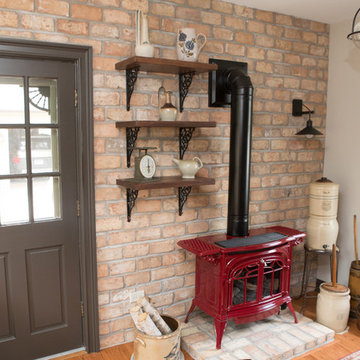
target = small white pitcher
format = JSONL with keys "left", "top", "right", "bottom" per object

{"left": 177, "top": 28, "right": 206, "bottom": 62}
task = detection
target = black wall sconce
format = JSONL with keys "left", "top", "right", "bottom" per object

{"left": 347, "top": 8, "right": 360, "bottom": 46}
{"left": 292, "top": 99, "right": 322, "bottom": 138}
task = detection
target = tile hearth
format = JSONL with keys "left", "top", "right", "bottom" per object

{"left": 181, "top": 309, "right": 334, "bottom": 360}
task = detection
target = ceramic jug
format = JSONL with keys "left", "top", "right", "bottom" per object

{"left": 306, "top": 177, "right": 339, "bottom": 250}
{"left": 177, "top": 28, "right": 206, "bottom": 62}
{"left": 158, "top": 86, "right": 177, "bottom": 121}
{"left": 173, "top": 157, "right": 203, "bottom": 178}
{"left": 135, "top": 10, "right": 154, "bottom": 57}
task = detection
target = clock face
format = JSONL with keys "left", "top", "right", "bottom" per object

{"left": 139, "top": 154, "right": 156, "bottom": 178}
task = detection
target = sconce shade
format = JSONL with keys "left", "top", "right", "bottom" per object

{"left": 347, "top": 8, "right": 360, "bottom": 46}
{"left": 296, "top": 119, "right": 323, "bottom": 136}
{"left": 292, "top": 99, "right": 322, "bottom": 137}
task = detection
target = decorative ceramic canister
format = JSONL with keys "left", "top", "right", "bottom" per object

{"left": 316, "top": 283, "right": 350, "bottom": 333}
{"left": 158, "top": 86, "right": 178, "bottom": 121}
{"left": 177, "top": 28, "right": 206, "bottom": 61}
{"left": 306, "top": 177, "right": 339, "bottom": 250}
{"left": 135, "top": 10, "right": 154, "bottom": 57}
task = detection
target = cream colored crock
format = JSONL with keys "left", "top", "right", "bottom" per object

{"left": 316, "top": 283, "right": 350, "bottom": 333}
{"left": 132, "top": 315, "right": 184, "bottom": 360}
{"left": 306, "top": 177, "right": 339, "bottom": 250}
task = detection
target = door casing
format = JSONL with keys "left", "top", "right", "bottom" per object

{"left": 0, "top": 38, "right": 99, "bottom": 353}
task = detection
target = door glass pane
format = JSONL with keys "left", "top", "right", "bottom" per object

{"left": 33, "top": 176, "right": 61, "bottom": 220}
{"left": 0, "top": 178, "right": 29, "bottom": 225}
{"left": 0, "top": 129, "right": 27, "bottom": 175}
{"left": 31, "top": 128, "right": 59, "bottom": 173}
{"left": 29, "top": 78, "right": 58, "bottom": 124}
{"left": 0, "top": 77, "right": 25, "bottom": 124}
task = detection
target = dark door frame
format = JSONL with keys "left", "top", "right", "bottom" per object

{"left": 0, "top": 38, "right": 99, "bottom": 353}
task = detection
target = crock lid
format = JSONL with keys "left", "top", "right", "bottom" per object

{"left": 316, "top": 177, "right": 333, "bottom": 183}
{"left": 322, "top": 283, "right": 349, "bottom": 293}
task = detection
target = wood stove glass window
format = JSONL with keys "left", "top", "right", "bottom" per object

{"left": 262, "top": 260, "right": 282, "bottom": 298}
{"left": 232, "top": 264, "right": 258, "bottom": 305}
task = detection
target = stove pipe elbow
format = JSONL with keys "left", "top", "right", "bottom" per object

{"left": 225, "top": 69, "right": 253, "bottom": 237}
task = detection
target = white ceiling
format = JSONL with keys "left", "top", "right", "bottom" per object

{"left": 223, "top": 0, "right": 359, "bottom": 24}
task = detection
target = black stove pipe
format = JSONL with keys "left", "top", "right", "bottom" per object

{"left": 225, "top": 69, "right": 253, "bottom": 237}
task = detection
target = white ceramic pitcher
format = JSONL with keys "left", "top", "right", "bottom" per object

{"left": 173, "top": 157, "right": 203, "bottom": 178}
{"left": 177, "top": 28, "right": 206, "bottom": 62}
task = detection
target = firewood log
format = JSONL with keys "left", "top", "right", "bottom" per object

{"left": 129, "top": 306, "right": 144, "bottom": 333}
{"left": 137, "top": 312, "right": 162, "bottom": 336}
{"left": 137, "top": 297, "right": 172, "bottom": 334}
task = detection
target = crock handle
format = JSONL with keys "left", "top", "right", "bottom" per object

{"left": 135, "top": 337, "right": 146, "bottom": 347}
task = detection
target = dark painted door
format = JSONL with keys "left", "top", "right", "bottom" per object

{"left": 0, "top": 58, "right": 82, "bottom": 359}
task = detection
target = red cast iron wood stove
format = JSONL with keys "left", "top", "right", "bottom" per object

{"left": 178, "top": 227, "right": 305, "bottom": 349}
{"left": 178, "top": 60, "right": 305, "bottom": 349}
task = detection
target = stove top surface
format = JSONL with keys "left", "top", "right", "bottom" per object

{"left": 177, "top": 226, "right": 306, "bottom": 257}
{"left": 215, "top": 232, "right": 286, "bottom": 248}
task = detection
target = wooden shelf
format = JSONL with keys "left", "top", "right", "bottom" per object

{"left": 116, "top": 176, "right": 215, "bottom": 189}
{"left": 117, "top": 176, "right": 215, "bottom": 221}
{"left": 116, "top": 121, "right": 216, "bottom": 129}
{"left": 115, "top": 56, "right": 217, "bottom": 74}
{"left": 115, "top": 56, "right": 218, "bottom": 112}
{"left": 117, "top": 121, "right": 216, "bottom": 168}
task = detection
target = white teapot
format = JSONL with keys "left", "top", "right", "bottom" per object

{"left": 173, "top": 157, "right": 203, "bottom": 178}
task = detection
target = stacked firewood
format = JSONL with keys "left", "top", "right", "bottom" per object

{"left": 130, "top": 297, "right": 172, "bottom": 336}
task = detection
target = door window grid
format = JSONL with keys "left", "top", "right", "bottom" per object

{"left": 0, "top": 76, "right": 61, "bottom": 226}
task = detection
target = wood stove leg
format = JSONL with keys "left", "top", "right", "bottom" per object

{"left": 214, "top": 319, "right": 227, "bottom": 349}
{"left": 286, "top": 301, "right": 298, "bottom": 324}
{"left": 184, "top": 300, "right": 196, "bottom": 323}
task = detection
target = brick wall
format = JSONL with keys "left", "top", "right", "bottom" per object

{"left": 0, "top": 0, "right": 329, "bottom": 348}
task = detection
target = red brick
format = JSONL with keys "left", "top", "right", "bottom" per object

{"left": 0, "top": 11, "right": 18, "bottom": 27}
{"left": 103, "top": 42, "right": 131, "bottom": 57}
{"left": 2, "top": 0, "right": 34, "bottom": 11}
{"left": 121, "top": 0, "right": 148, "bottom": 12}
{"left": 224, "top": 15, "right": 244, "bottom": 30}
{"left": 37, "top": 0, "right": 68, "bottom": 15}
{"left": 21, "top": 14, "right": 54, "bottom": 31}
{"left": 225, "top": 43, "right": 245, "bottom": 56}
{"left": 57, "top": 19, "right": 88, "bottom": 35}
{"left": 151, "top": 3, "right": 175, "bottom": 17}
{"left": 72, "top": 4, "right": 101, "bottom": 21}
{"left": 247, "top": 20, "right": 265, "bottom": 33}
{"left": 138, "top": 256, "right": 161, "bottom": 270}
{"left": 91, "top": 24, "right": 119, "bottom": 38}
{"left": 176, "top": 7, "right": 200, "bottom": 21}
{"left": 201, "top": 11, "right": 221, "bottom": 25}
{"left": 255, "top": 9, "right": 274, "bottom": 23}
{"left": 212, "top": 0, "right": 233, "bottom": 14}
{"left": 94, "top": 0, "right": 119, "bottom": 5}
{"left": 103, "top": 9, "right": 131, "bottom": 25}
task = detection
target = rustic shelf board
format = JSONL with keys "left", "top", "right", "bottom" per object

{"left": 117, "top": 176, "right": 215, "bottom": 190}
{"left": 115, "top": 56, "right": 218, "bottom": 74}
{"left": 116, "top": 121, "right": 216, "bottom": 128}
{"left": 116, "top": 56, "right": 218, "bottom": 112}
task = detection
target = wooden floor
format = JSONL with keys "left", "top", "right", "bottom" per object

{"left": 55, "top": 295, "right": 360, "bottom": 360}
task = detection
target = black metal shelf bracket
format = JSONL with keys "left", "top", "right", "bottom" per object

{"left": 178, "top": 186, "right": 192, "bottom": 216}
{"left": 179, "top": 72, "right": 194, "bottom": 112}
{"left": 126, "top": 67, "right": 139, "bottom": 111}
{"left": 126, "top": 188, "right": 139, "bottom": 222}
{"left": 126, "top": 127, "right": 140, "bottom": 167}
{"left": 179, "top": 127, "right": 195, "bottom": 159}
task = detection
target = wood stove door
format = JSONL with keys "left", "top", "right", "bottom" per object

{"left": 228, "top": 250, "right": 289, "bottom": 309}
